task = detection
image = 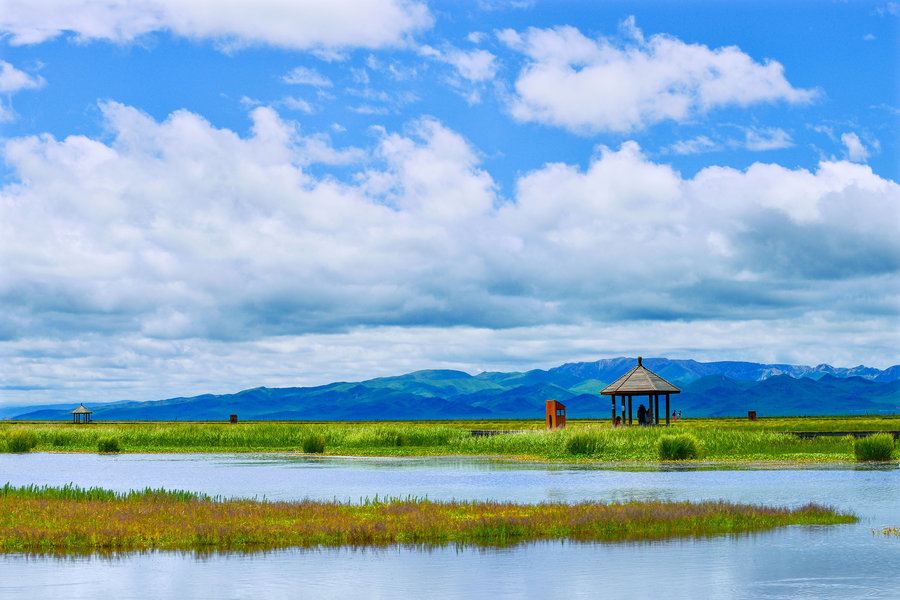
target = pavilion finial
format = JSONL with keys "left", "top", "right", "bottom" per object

{"left": 637, "top": 356, "right": 642, "bottom": 366}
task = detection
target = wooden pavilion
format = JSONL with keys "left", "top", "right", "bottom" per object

{"left": 601, "top": 357, "right": 680, "bottom": 426}
{"left": 71, "top": 403, "right": 92, "bottom": 424}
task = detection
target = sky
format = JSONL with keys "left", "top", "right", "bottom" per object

{"left": 1, "top": 0, "right": 899, "bottom": 407}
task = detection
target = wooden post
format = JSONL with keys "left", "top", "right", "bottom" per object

{"left": 627, "top": 396, "right": 633, "bottom": 425}
{"left": 665, "top": 394, "right": 670, "bottom": 426}
{"left": 621, "top": 397, "right": 626, "bottom": 425}
{"left": 611, "top": 394, "right": 616, "bottom": 424}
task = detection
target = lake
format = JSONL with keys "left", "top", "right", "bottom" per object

{"left": 1, "top": 453, "right": 898, "bottom": 599}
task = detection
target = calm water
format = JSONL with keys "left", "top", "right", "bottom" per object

{"left": 1, "top": 453, "right": 898, "bottom": 599}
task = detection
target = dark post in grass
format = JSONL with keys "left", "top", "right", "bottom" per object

{"left": 601, "top": 357, "right": 680, "bottom": 426}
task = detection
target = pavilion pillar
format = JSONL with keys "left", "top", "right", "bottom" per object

{"left": 665, "top": 394, "right": 670, "bottom": 426}
{"left": 621, "top": 397, "right": 626, "bottom": 425}
{"left": 611, "top": 394, "right": 616, "bottom": 424}
{"left": 627, "top": 396, "right": 632, "bottom": 425}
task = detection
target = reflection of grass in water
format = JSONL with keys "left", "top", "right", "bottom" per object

{"left": 873, "top": 526, "right": 900, "bottom": 536}
{"left": 0, "top": 419, "right": 893, "bottom": 461}
{"left": 0, "top": 484, "right": 856, "bottom": 554}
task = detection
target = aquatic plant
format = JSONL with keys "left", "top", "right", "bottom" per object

{"left": 301, "top": 434, "right": 325, "bottom": 453}
{"left": 853, "top": 433, "right": 895, "bottom": 461}
{"left": 658, "top": 434, "right": 702, "bottom": 460}
{"left": 97, "top": 436, "right": 121, "bottom": 453}
{"left": 0, "top": 484, "right": 856, "bottom": 554}
{"left": 5, "top": 430, "right": 39, "bottom": 453}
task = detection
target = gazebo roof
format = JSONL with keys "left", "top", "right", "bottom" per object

{"left": 601, "top": 357, "right": 681, "bottom": 395}
{"left": 71, "top": 403, "right": 92, "bottom": 414}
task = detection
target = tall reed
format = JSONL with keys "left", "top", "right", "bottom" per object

{"left": 853, "top": 433, "right": 895, "bottom": 461}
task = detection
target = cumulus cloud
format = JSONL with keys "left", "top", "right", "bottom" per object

{"left": 500, "top": 18, "right": 816, "bottom": 134}
{"left": 2, "top": 105, "right": 898, "bottom": 402}
{"left": 0, "top": 0, "right": 432, "bottom": 49}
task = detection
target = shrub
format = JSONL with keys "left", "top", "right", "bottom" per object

{"left": 854, "top": 433, "right": 894, "bottom": 461}
{"left": 658, "top": 433, "right": 702, "bottom": 460}
{"left": 302, "top": 434, "right": 326, "bottom": 454}
{"left": 97, "top": 437, "right": 121, "bottom": 453}
{"left": 6, "top": 430, "right": 39, "bottom": 453}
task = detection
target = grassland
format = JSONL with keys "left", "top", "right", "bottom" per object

{"left": 1, "top": 417, "right": 896, "bottom": 461}
{"left": 0, "top": 484, "right": 856, "bottom": 553}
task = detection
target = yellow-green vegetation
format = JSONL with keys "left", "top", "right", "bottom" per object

{"left": 96, "top": 436, "right": 121, "bottom": 453}
{"left": 657, "top": 433, "right": 702, "bottom": 460}
{"left": 853, "top": 433, "right": 895, "bottom": 461}
{"left": 873, "top": 526, "right": 900, "bottom": 536}
{"left": 0, "top": 418, "right": 896, "bottom": 461}
{"left": 0, "top": 484, "right": 856, "bottom": 553}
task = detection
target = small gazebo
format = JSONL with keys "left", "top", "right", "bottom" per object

{"left": 72, "top": 404, "right": 92, "bottom": 424}
{"left": 601, "top": 357, "right": 680, "bottom": 426}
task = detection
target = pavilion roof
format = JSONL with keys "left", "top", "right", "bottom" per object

{"left": 600, "top": 357, "right": 681, "bottom": 395}
{"left": 71, "top": 403, "right": 92, "bottom": 414}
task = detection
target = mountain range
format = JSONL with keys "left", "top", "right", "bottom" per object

{"left": 6, "top": 358, "right": 899, "bottom": 421}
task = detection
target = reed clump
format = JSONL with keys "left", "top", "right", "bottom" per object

{"left": 0, "top": 484, "right": 856, "bottom": 554}
{"left": 658, "top": 434, "right": 702, "bottom": 460}
{"left": 301, "top": 434, "right": 325, "bottom": 454}
{"left": 97, "top": 436, "right": 121, "bottom": 453}
{"left": 853, "top": 433, "right": 895, "bottom": 461}
{"left": 5, "top": 430, "right": 39, "bottom": 453}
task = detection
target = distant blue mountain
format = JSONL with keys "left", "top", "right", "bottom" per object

{"left": 8, "top": 358, "right": 899, "bottom": 421}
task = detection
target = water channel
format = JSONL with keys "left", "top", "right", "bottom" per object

{"left": 1, "top": 453, "right": 897, "bottom": 599}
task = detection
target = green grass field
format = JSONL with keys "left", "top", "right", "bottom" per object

{"left": 1, "top": 416, "right": 896, "bottom": 461}
{"left": 0, "top": 484, "right": 856, "bottom": 553}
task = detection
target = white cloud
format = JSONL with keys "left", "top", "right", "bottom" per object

{"left": 841, "top": 132, "right": 869, "bottom": 162}
{"left": 500, "top": 19, "right": 816, "bottom": 134}
{"left": 0, "top": 0, "right": 432, "bottom": 49}
{"left": 419, "top": 44, "right": 498, "bottom": 102}
{"left": 0, "top": 60, "right": 45, "bottom": 122}
{"left": 2, "top": 105, "right": 898, "bottom": 403}
{"left": 282, "top": 66, "right": 333, "bottom": 87}
{"left": 742, "top": 127, "right": 793, "bottom": 151}
{"left": 667, "top": 135, "right": 719, "bottom": 155}
{"left": 443, "top": 48, "right": 497, "bottom": 82}
{"left": 280, "top": 96, "right": 314, "bottom": 113}
{"left": 0, "top": 60, "right": 44, "bottom": 92}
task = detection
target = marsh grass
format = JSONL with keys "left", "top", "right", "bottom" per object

{"left": 5, "top": 430, "right": 38, "bottom": 453}
{"left": 853, "top": 433, "right": 895, "bottom": 461}
{"left": 301, "top": 434, "right": 325, "bottom": 453}
{"left": 0, "top": 420, "right": 879, "bottom": 461}
{"left": 97, "top": 436, "right": 121, "bottom": 453}
{"left": 658, "top": 434, "right": 702, "bottom": 460}
{"left": 0, "top": 484, "right": 856, "bottom": 553}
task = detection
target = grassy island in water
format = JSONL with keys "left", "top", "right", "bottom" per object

{"left": 0, "top": 484, "right": 856, "bottom": 553}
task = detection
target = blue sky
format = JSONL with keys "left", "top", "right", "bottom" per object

{"left": 1, "top": 0, "right": 898, "bottom": 406}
